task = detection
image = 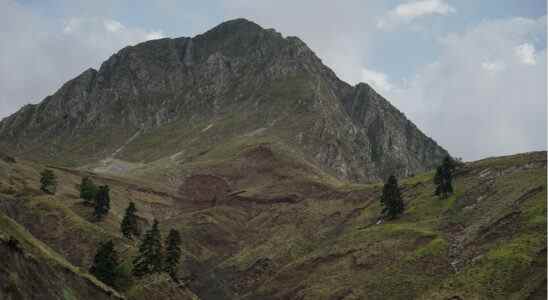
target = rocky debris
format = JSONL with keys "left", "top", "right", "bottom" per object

{"left": 445, "top": 224, "right": 466, "bottom": 273}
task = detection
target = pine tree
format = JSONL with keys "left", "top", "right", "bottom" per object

{"left": 434, "top": 156, "right": 455, "bottom": 199}
{"left": 380, "top": 175, "right": 404, "bottom": 219}
{"left": 164, "top": 228, "right": 182, "bottom": 281}
{"left": 80, "top": 177, "right": 97, "bottom": 206}
{"left": 132, "top": 219, "right": 163, "bottom": 277}
{"left": 40, "top": 169, "right": 57, "bottom": 194}
{"left": 90, "top": 240, "right": 118, "bottom": 287}
{"left": 121, "top": 202, "right": 140, "bottom": 239}
{"left": 94, "top": 185, "right": 110, "bottom": 221}
{"left": 434, "top": 166, "right": 444, "bottom": 197}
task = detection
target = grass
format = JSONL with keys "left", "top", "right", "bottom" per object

{"left": 0, "top": 147, "right": 545, "bottom": 299}
{"left": 409, "top": 238, "right": 449, "bottom": 261}
{"left": 0, "top": 212, "right": 122, "bottom": 298}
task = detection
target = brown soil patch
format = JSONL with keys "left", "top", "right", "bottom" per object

{"left": 178, "top": 174, "right": 231, "bottom": 206}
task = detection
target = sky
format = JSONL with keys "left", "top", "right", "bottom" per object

{"left": 0, "top": 0, "right": 546, "bottom": 161}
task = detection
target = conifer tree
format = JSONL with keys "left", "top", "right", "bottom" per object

{"left": 164, "top": 228, "right": 182, "bottom": 281}
{"left": 94, "top": 185, "right": 110, "bottom": 221}
{"left": 132, "top": 219, "right": 163, "bottom": 277}
{"left": 90, "top": 240, "right": 118, "bottom": 287}
{"left": 80, "top": 177, "right": 97, "bottom": 206}
{"left": 121, "top": 202, "right": 140, "bottom": 239}
{"left": 380, "top": 175, "right": 404, "bottom": 219}
{"left": 40, "top": 169, "right": 57, "bottom": 194}
{"left": 434, "top": 156, "right": 455, "bottom": 199}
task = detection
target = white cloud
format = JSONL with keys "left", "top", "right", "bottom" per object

{"left": 61, "top": 17, "right": 164, "bottom": 48}
{"left": 146, "top": 31, "right": 165, "bottom": 40}
{"left": 361, "top": 68, "right": 394, "bottom": 92}
{"left": 481, "top": 61, "right": 506, "bottom": 72}
{"left": 384, "top": 16, "right": 547, "bottom": 160}
{"left": 103, "top": 19, "right": 124, "bottom": 33}
{"left": 514, "top": 43, "right": 537, "bottom": 65}
{"left": 377, "top": 0, "right": 456, "bottom": 30}
{"left": 0, "top": 0, "right": 165, "bottom": 119}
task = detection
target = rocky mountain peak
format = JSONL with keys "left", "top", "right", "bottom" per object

{"left": 0, "top": 19, "right": 447, "bottom": 182}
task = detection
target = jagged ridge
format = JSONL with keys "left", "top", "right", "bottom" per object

{"left": 0, "top": 18, "right": 447, "bottom": 182}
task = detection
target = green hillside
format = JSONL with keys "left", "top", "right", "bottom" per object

{"left": 0, "top": 149, "right": 545, "bottom": 299}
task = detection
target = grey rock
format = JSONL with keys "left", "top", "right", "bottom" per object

{"left": 0, "top": 18, "right": 447, "bottom": 182}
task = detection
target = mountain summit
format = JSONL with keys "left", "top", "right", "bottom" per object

{"left": 0, "top": 18, "right": 446, "bottom": 182}
{"left": 0, "top": 19, "right": 545, "bottom": 300}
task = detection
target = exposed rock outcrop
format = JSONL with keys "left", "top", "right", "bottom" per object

{"left": 0, "top": 18, "right": 447, "bottom": 182}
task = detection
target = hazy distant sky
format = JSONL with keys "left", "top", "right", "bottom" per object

{"left": 1, "top": 0, "right": 546, "bottom": 160}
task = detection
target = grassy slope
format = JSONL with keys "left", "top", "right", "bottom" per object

{"left": 0, "top": 151, "right": 545, "bottom": 299}
{"left": 0, "top": 210, "right": 123, "bottom": 299}
{"left": 0, "top": 157, "right": 199, "bottom": 299}
{"left": 239, "top": 152, "right": 546, "bottom": 300}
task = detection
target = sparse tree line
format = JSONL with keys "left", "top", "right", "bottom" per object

{"left": 379, "top": 156, "right": 458, "bottom": 220}
{"left": 37, "top": 172, "right": 183, "bottom": 288}
{"left": 90, "top": 217, "right": 183, "bottom": 288}
{"left": 40, "top": 172, "right": 111, "bottom": 221}
{"left": 37, "top": 155, "right": 460, "bottom": 288}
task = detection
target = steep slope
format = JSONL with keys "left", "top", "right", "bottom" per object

{"left": 0, "top": 154, "right": 200, "bottom": 300}
{"left": 0, "top": 148, "right": 545, "bottom": 299}
{"left": 0, "top": 211, "right": 122, "bottom": 300}
{"left": 0, "top": 18, "right": 446, "bottom": 183}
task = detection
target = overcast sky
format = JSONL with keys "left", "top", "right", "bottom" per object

{"left": 1, "top": 0, "right": 546, "bottom": 160}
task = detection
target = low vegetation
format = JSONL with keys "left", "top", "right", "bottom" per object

{"left": 0, "top": 151, "right": 545, "bottom": 299}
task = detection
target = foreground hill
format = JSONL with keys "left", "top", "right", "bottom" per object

{"left": 0, "top": 18, "right": 446, "bottom": 183}
{"left": 0, "top": 150, "right": 545, "bottom": 299}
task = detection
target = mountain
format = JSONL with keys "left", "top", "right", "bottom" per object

{"left": 0, "top": 18, "right": 446, "bottom": 183}
{"left": 1, "top": 19, "right": 544, "bottom": 300}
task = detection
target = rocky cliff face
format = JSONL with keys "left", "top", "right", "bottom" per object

{"left": 0, "top": 18, "right": 447, "bottom": 182}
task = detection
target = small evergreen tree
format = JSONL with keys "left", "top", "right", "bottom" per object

{"left": 94, "top": 185, "right": 110, "bottom": 221}
{"left": 40, "top": 169, "right": 57, "bottom": 194}
{"left": 90, "top": 240, "right": 118, "bottom": 287}
{"left": 164, "top": 228, "right": 182, "bottom": 281}
{"left": 132, "top": 219, "right": 163, "bottom": 277}
{"left": 380, "top": 175, "right": 404, "bottom": 219}
{"left": 434, "top": 166, "right": 444, "bottom": 197}
{"left": 121, "top": 202, "right": 140, "bottom": 239}
{"left": 434, "top": 156, "right": 455, "bottom": 199}
{"left": 80, "top": 177, "right": 97, "bottom": 206}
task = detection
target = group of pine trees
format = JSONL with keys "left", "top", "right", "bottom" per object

{"left": 38, "top": 172, "right": 111, "bottom": 221}
{"left": 78, "top": 177, "right": 111, "bottom": 220}
{"left": 379, "top": 155, "right": 458, "bottom": 220}
{"left": 130, "top": 218, "right": 182, "bottom": 281}
{"left": 37, "top": 170, "right": 185, "bottom": 287}
{"left": 90, "top": 201, "right": 183, "bottom": 287}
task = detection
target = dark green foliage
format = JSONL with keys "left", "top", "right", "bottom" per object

{"left": 434, "top": 156, "right": 455, "bottom": 199}
{"left": 380, "top": 175, "right": 404, "bottom": 219}
{"left": 164, "top": 228, "right": 182, "bottom": 281}
{"left": 121, "top": 202, "right": 140, "bottom": 239}
{"left": 39, "top": 169, "right": 57, "bottom": 194}
{"left": 94, "top": 185, "right": 110, "bottom": 221}
{"left": 90, "top": 240, "right": 118, "bottom": 287}
{"left": 132, "top": 219, "right": 163, "bottom": 277}
{"left": 79, "top": 177, "right": 97, "bottom": 206}
{"left": 3, "top": 236, "right": 23, "bottom": 254}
